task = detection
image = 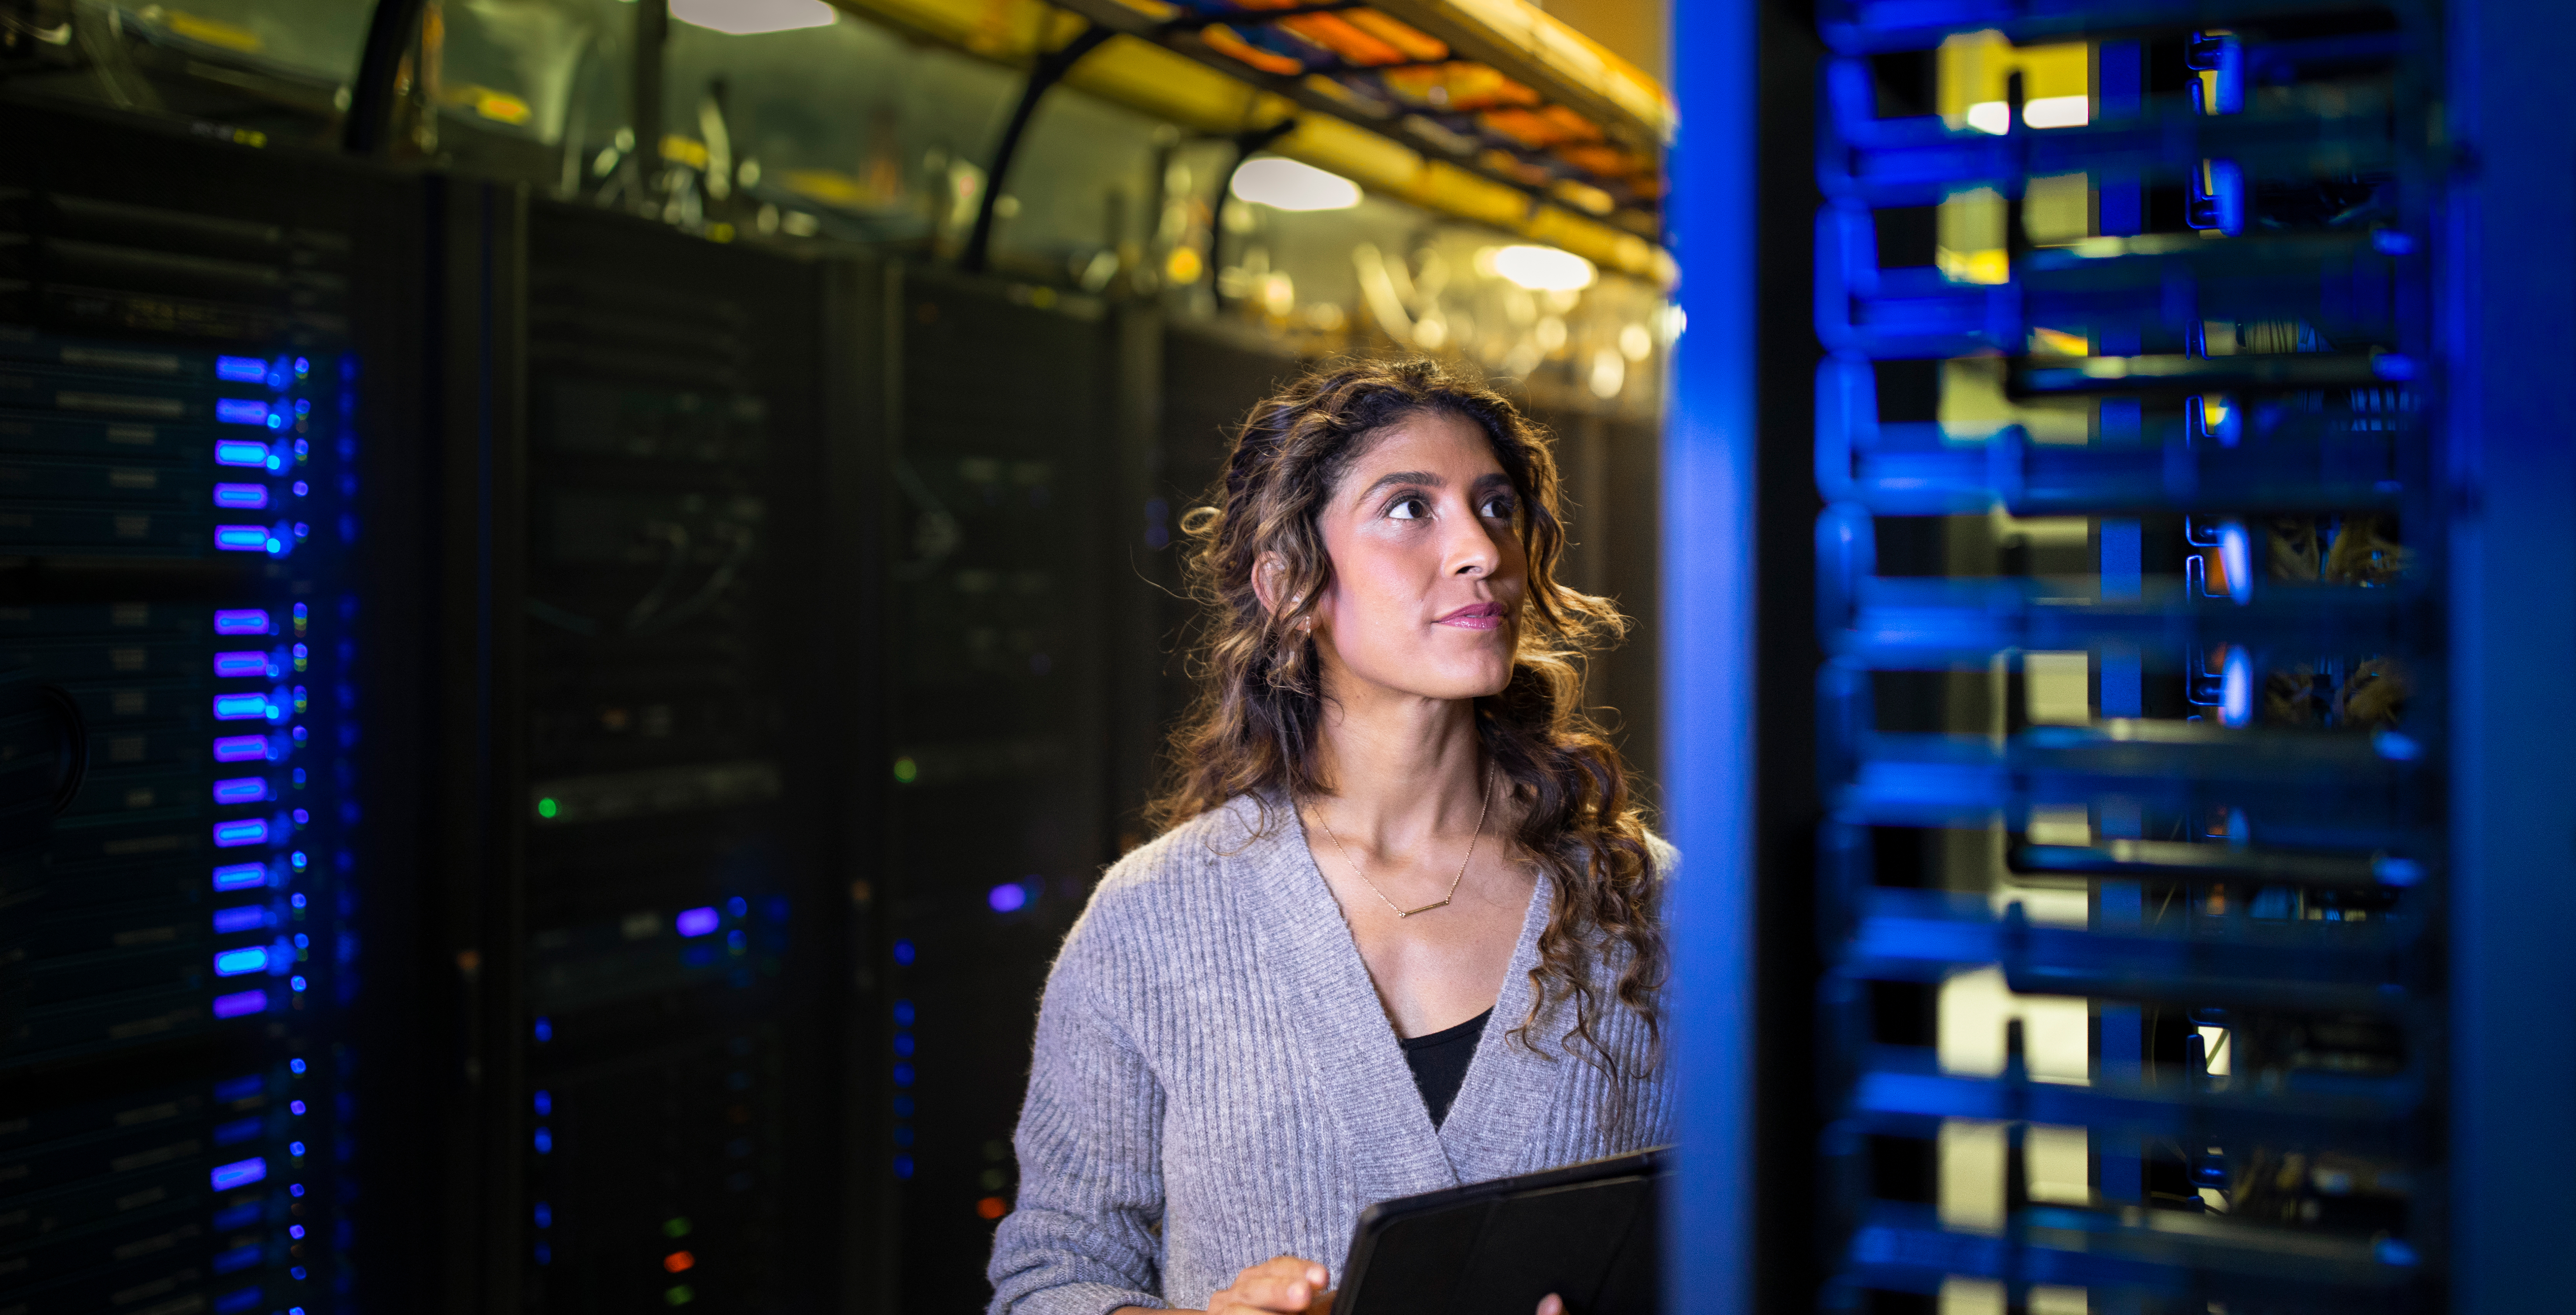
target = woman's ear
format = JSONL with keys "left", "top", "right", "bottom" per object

{"left": 1252, "top": 552, "right": 1290, "bottom": 619}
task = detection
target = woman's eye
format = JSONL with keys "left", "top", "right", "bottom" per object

{"left": 1480, "top": 496, "right": 1517, "bottom": 519}
{"left": 1386, "top": 495, "right": 1428, "bottom": 520}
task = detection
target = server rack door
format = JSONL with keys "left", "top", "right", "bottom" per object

{"left": 508, "top": 200, "right": 872, "bottom": 1314}
{"left": 882, "top": 269, "right": 1113, "bottom": 1313}
{"left": 0, "top": 102, "right": 421, "bottom": 1315}
{"left": 1807, "top": 7, "right": 2443, "bottom": 1314}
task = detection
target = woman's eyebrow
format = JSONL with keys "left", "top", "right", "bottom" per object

{"left": 1356, "top": 470, "right": 1444, "bottom": 499}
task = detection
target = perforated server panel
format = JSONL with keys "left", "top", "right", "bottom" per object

{"left": 508, "top": 201, "right": 871, "bottom": 1314}
{"left": 0, "top": 105, "right": 415, "bottom": 1315}
{"left": 881, "top": 270, "right": 1113, "bottom": 1312}
{"left": 1809, "top": 5, "right": 2440, "bottom": 1314}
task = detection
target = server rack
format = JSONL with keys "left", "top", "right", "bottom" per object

{"left": 0, "top": 104, "right": 421, "bottom": 1315}
{"left": 500, "top": 200, "right": 876, "bottom": 1313}
{"left": 1806, "top": 5, "right": 2441, "bottom": 1314}
{"left": 879, "top": 270, "right": 1116, "bottom": 1313}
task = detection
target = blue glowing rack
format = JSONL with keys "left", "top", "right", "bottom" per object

{"left": 1811, "top": 4, "right": 2444, "bottom": 1311}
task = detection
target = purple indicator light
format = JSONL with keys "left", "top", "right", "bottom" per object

{"left": 214, "top": 399, "right": 268, "bottom": 426}
{"left": 212, "top": 862, "right": 267, "bottom": 891}
{"left": 214, "top": 440, "right": 269, "bottom": 468}
{"left": 987, "top": 883, "right": 1029, "bottom": 913}
{"left": 212, "top": 987, "right": 266, "bottom": 1015}
{"left": 212, "top": 777, "right": 269, "bottom": 805}
{"left": 214, "top": 609, "right": 270, "bottom": 635}
{"left": 212, "top": 483, "right": 270, "bottom": 509}
{"left": 212, "top": 819, "right": 269, "bottom": 848}
{"left": 209, "top": 1156, "right": 268, "bottom": 1190}
{"left": 216, "top": 356, "right": 267, "bottom": 382}
{"left": 213, "top": 905, "right": 265, "bottom": 933}
{"left": 212, "top": 735, "right": 268, "bottom": 763}
{"left": 212, "top": 693, "right": 268, "bottom": 721}
{"left": 212, "top": 650, "right": 268, "bottom": 678}
{"left": 214, "top": 525, "right": 268, "bottom": 552}
{"left": 213, "top": 946, "right": 268, "bottom": 976}
{"left": 675, "top": 906, "right": 719, "bottom": 938}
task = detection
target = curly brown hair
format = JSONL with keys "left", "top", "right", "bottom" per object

{"left": 1149, "top": 356, "right": 1665, "bottom": 1073}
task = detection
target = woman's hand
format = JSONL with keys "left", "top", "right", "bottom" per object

{"left": 1205, "top": 1255, "right": 1334, "bottom": 1315}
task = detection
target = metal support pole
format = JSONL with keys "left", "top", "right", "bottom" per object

{"left": 344, "top": 0, "right": 431, "bottom": 154}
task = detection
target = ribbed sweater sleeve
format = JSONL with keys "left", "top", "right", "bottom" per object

{"left": 986, "top": 891, "right": 1168, "bottom": 1315}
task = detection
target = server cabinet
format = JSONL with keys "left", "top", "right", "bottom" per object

{"left": 0, "top": 103, "right": 424, "bottom": 1315}
{"left": 1807, "top": 5, "right": 2442, "bottom": 1314}
{"left": 879, "top": 270, "right": 1115, "bottom": 1313}
{"left": 498, "top": 200, "right": 880, "bottom": 1313}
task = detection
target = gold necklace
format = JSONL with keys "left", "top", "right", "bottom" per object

{"left": 1310, "top": 767, "right": 1492, "bottom": 918}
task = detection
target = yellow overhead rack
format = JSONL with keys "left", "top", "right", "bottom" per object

{"left": 826, "top": 0, "right": 1674, "bottom": 286}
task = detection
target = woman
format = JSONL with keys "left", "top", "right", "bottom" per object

{"left": 987, "top": 358, "right": 1673, "bottom": 1315}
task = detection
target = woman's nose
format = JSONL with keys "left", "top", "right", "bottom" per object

{"left": 1442, "top": 508, "right": 1500, "bottom": 576}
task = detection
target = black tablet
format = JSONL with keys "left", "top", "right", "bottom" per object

{"left": 1330, "top": 1147, "right": 1669, "bottom": 1315}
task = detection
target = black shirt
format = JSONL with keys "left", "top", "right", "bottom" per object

{"left": 1400, "top": 1008, "right": 1492, "bottom": 1127}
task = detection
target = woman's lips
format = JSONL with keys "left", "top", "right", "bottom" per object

{"left": 1435, "top": 602, "right": 1506, "bottom": 631}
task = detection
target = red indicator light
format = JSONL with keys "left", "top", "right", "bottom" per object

{"left": 665, "top": 1251, "right": 695, "bottom": 1273}
{"left": 976, "top": 1196, "right": 1009, "bottom": 1221}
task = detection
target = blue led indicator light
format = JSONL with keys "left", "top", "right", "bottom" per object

{"left": 213, "top": 905, "right": 265, "bottom": 933}
{"left": 213, "top": 609, "right": 270, "bottom": 635}
{"left": 534, "top": 1128, "right": 554, "bottom": 1154}
{"left": 892, "top": 1062, "right": 915, "bottom": 1087}
{"left": 209, "top": 1157, "right": 268, "bottom": 1191}
{"left": 289, "top": 1140, "right": 306, "bottom": 1157}
{"left": 212, "top": 735, "right": 269, "bottom": 763}
{"left": 288, "top": 1182, "right": 304, "bottom": 1198}
{"left": 534, "top": 1017, "right": 553, "bottom": 1043}
{"left": 212, "top": 819, "right": 270, "bottom": 848}
{"left": 536, "top": 1203, "right": 553, "bottom": 1228}
{"left": 893, "top": 1034, "right": 915, "bottom": 1057}
{"left": 211, "top": 483, "right": 270, "bottom": 510}
{"left": 213, "top": 947, "right": 268, "bottom": 977}
{"left": 676, "top": 906, "right": 720, "bottom": 938}
{"left": 893, "top": 938, "right": 916, "bottom": 965}
{"left": 290, "top": 1099, "right": 307, "bottom": 1115}
{"left": 214, "top": 525, "right": 268, "bottom": 552}
{"left": 212, "top": 693, "right": 268, "bottom": 720}
{"left": 214, "top": 440, "right": 270, "bottom": 468}
{"left": 215, "top": 356, "right": 267, "bottom": 382}
{"left": 212, "top": 650, "right": 268, "bottom": 677}
{"left": 212, "top": 777, "right": 269, "bottom": 805}
{"left": 534, "top": 1090, "right": 553, "bottom": 1115}
{"left": 290, "top": 974, "right": 307, "bottom": 992}
{"left": 893, "top": 1154, "right": 915, "bottom": 1179}
{"left": 211, "top": 1284, "right": 263, "bottom": 1313}
{"left": 988, "top": 883, "right": 1029, "bottom": 913}
{"left": 212, "top": 862, "right": 267, "bottom": 891}
{"left": 893, "top": 999, "right": 916, "bottom": 1026}
{"left": 289, "top": 1057, "right": 307, "bottom": 1074}
{"left": 214, "top": 399, "right": 268, "bottom": 426}
{"left": 290, "top": 892, "right": 305, "bottom": 908}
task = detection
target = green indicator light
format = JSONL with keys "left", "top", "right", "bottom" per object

{"left": 537, "top": 797, "right": 558, "bottom": 819}
{"left": 665, "top": 1286, "right": 694, "bottom": 1306}
{"left": 891, "top": 756, "right": 918, "bottom": 784}
{"left": 663, "top": 1217, "right": 691, "bottom": 1238}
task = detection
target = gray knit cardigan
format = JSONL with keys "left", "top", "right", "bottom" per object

{"left": 986, "top": 793, "right": 1675, "bottom": 1315}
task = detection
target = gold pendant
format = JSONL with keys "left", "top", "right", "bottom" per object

{"left": 1397, "top": 899, "right": 1451, "bottom": 917}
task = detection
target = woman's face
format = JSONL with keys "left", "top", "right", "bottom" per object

{"left": 1299, "top": 409, "right": 1528, "bottom": 704}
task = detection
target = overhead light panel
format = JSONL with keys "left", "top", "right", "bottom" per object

{"left": 1491, "top": 245, "right": 1596, "bottom": 293}
{"left": 1230, "top": 156, "right": 1362, "bottom": 212}
{"left": 672, "top": 0, "right": 835, "bottom": 35}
